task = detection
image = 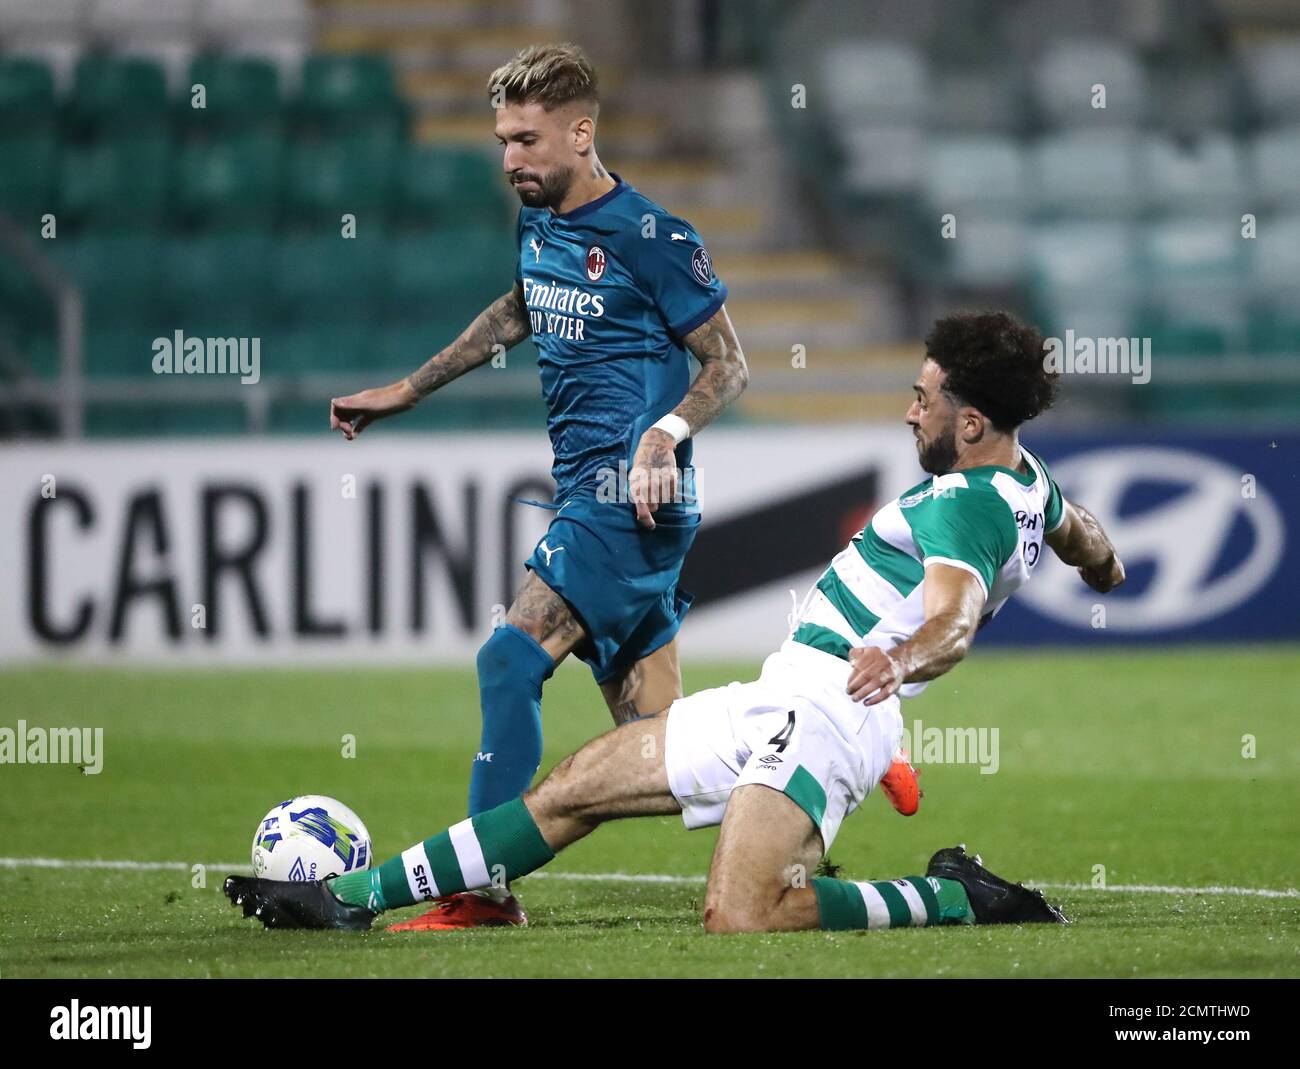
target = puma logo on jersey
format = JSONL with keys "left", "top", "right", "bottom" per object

{"left": 538, "top": 539, "right": 565, "bottom": 565}
{"left": 529, "top": 238, "right": 544, "bottom": 262}
{"left": 670, "top": 232, "right": 688, "bottom": 241}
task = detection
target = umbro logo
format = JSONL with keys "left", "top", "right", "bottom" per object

{"left": 759, "top": 754, "right": 783, "bottom": 765}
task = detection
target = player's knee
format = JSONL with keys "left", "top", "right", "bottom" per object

{"left": 702, "top": 883, "right": 782, "bottom": 935}
{"left": 702, "top": 899, "right": 771, "bottom": 934}
{"left": 476, "top": 626, "right": 551, "bottom": 707}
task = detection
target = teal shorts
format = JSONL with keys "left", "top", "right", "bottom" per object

{"left": 522, "top": 480, "right": 699, "bottom": 684}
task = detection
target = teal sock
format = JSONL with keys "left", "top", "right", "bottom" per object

{"left": 813, "top": 875, "right": 974, "bottom": 930}
{"left": 329, "top": 798, "right": 555, "bottom": 912}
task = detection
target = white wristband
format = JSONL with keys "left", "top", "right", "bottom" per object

{"left": 652, "top": 414, "right": 691, "bottom": 445}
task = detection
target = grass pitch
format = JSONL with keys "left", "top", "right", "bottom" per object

{"left": 1, "top": 649, "right": 1297, "bottom": 978}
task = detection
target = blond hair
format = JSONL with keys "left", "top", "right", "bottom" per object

{"left": 487, "top": 43, "right": 599, "bottom": 112}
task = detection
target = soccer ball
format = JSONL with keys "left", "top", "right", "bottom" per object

{"left": 250, "top": 795, "right": 372, "bottom": 882}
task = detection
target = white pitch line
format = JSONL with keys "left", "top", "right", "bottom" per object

{"left": 1, "top": 857, "right": 1297, "bottom": 899}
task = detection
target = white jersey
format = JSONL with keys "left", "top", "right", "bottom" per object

{"left": 787, "top": 446, "right": 1065, "bottom": 697}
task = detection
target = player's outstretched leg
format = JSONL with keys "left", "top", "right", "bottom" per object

{"left": 223, "top": 715, "right": 680, "bottom": 931}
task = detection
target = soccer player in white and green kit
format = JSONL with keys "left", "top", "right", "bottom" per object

{"left": 227, "top": 312, "right": 1126, "bottom": 934}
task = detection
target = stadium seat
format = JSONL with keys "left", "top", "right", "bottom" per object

{"left": 1026, "top": 222, "right": 1140, "bottom": 339}
{"left": 922, "top": 136, "right": 1028, "bottom": 217}
{"left": 838, "top": 125, "right": 924, "bottom": 197}
{"left": 1031, "top": 130, "right": 1142, "bottom": 219}
{"left": 0, "top": 55, "right": 56, "bottom": 132}
{"left": 48, "top": 235, "right": 166, "bottom": 332}
{"left": 267, "top": 322, "right": 373, "bottom": 374}
{"left": 821, "top": 40, "right": 928, "bottom": 126}
{"left": 395, "top": 146, "right": 509, "bottom": 230}
{"left": 161, "top": 233, "right": 275, "bottom": 330}
{"left": 57, "top": 134, "right": 171, "bottom": 230}
{"left": 1140, "top": 218, "right": 1247, "bottom": 354}
{"left": 384, "top": 229, "right": 515, "bottom": 318}
{"left": 294, "top": 52, "right": 400, "bottom": 125}
{"left": 282, "top": 137, "right": 397, "bottom": 224}
{"left": 184, "top": 53, "right": 281, "bottom": 130}
{"left": 270, "top": 234, "right": 387, "bottom": 324}
{"left": 71, "top": 53, "right": 170, "bottom": 132}
{"left": 937, "top": 216, "right": 1030, "bottom": 289}
{"left": 1242, "top": 41, "right": 1300, "bottom": 127}
{"left": 926, "top": 67, "right": 1026, "bottom": 133}
{"left": 0, "top": 130, "right": 58, "bottom": 218}
{"left": 1249, "top": 213, "right": 1300, "bottom": 353}
{"left": 1030, "top": 39, "right": 1147, "bottom": 128}
{"left": 1249, "top": 126, "right": 1300, "bottom": 211}
{"left": 172, "top": 131, "right": 282, "bottom": 229}
{"left": 81, "top": 325, "right": 170, "bottom": 378}
{"left": 1148, "top": 63, "right": 1240, "bottom": 134}
{"left": 1142, "top": 133, "right": 1247, "bottom": 217}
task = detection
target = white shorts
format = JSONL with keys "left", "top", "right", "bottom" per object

{"left": 663, "top": 639, "right": 904, "bottom": 851}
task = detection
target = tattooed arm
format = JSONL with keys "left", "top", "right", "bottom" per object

{"left": 329, "top": 284, "right": 531, "bottom": 440}
{"left": 1046, "top": 498, "right": 1126, "bottom": 593}
{"left": 629, "top": 305, "right": 749, "bottom": 528}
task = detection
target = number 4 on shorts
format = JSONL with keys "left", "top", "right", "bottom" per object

{"left": 768, "top": 710, "right": 795, "bottom": 753}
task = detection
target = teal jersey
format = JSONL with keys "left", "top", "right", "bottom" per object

{"left": 515, "top": 174, "right": 728, "bottom": 499}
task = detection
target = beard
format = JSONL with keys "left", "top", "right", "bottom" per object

{"left": 511, "top": 164, "right": 574, "bottom": 210}
{"left": 916, "top": 421, "right": 959, "bottom": 475}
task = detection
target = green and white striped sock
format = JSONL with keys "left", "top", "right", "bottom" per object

{"left": 329, "top": 798, "right": 554, "bottom": 912}
{"left": 813, "top": 875, "right": 974, "bottom": 930}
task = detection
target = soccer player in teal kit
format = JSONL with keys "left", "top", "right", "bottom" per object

{"left": 328, "top": 43, "right": 754, "bottom": 929}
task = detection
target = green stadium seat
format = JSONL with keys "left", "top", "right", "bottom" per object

{"left": 161, "top": 233, "right": 275, "bottom": 330}
{"left": 1139, "top": 219, "right": 1246, "bottom": 354}
{"left": 1249, "top": 213, "right": 1300, "bottom": 353}
{"left": 395, "top": 146, "right": 509, "bottom": 229}
{"left": 270, "top": 234, "right": 387, "bottom": 323}
{"left": 71, "top": 54, "right": 170, "bottom": 132}
{"left": 49, "top": 235, "right": 166, "bottom": 332}
{"left": 282, "top": 138, "right": 396, "bottom": 223}
{"left": 0, "top": 131, "right": 58, "bottom": 218}
{"left": 384, "top": 229, "right": 513, "bottom": 317}
{"left": 266, "top": 323, "right": 373, "bottom": 374}
{"left": 1027, "top": 223, "right": 1139, "bottom": 339}
{"left": 297, "top": 53, "right": 398, "bottom": 115}
{"left": 57, "top": 135, "right": 171, "bottom": 230}
{"left": 821, "top": 41, "right": 927, "bottom": 126}
{"left": 172, "top": 131, "right": 281, "bottom": 229}
{"left": 922, "top": 136, "right": 1027, "bottom": 217}
{"left": 186, "top": 54, "right": 280, "bottom": 124}
{"left": 0, "top": 56, "right": 56, "bottom": 134}
{"left": 1249, "top": 126, "right": 1300, "bottom": 211}
{"left": 1032, "top": 130, "right": 1142, "bottom": 219}
{"left": 1142, "top": 134, "right": 1246, "bottom": 217}
{"left": 1030, "top": 41, "right": 1147, "bottom": 128}
{"left": 82, "top": 325, "right": 168, "bottom": 378}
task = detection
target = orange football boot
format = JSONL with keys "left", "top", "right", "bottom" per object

{"left": 880, "top": 750, "right": 922, "bottom": 816}
{"left": 386, "top": 891, "right": 528, "bottom": 932}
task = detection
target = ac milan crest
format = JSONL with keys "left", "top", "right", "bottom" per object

{"left": 586, "top": 245, "right": 607, "bottom": 281}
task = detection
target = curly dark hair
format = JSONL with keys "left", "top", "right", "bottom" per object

{"left": 923, "top": 311, "right": 1058, "bottom": 431}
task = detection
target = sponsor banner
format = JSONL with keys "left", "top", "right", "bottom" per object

{"left": 0, "top": 429, "right": 911, "bottom": 664}
{"left": 0, "top": 429, "right": 1292, "bottom": 665}
{"left": 979, "top": 432, "right": 1298, "bottom": 645}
